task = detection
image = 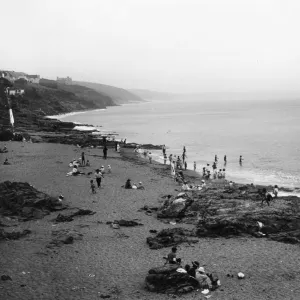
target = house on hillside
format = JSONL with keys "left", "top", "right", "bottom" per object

{"left": 57, "top": 76, "right": 72, "bottom": 85}
{"left": 8, "top": 88, "right": 25, "bottom": 97}
{"left": 1, "top": 71, "right": 15, "bottom": 83}
{"left": 27, "top": 75, "right": 40, "bottom": 84}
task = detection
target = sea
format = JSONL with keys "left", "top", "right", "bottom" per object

{"left": 50, "top": 98, "right": 300, "bottom": 194}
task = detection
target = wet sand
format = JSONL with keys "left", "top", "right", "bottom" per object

{"left": 0, "top": 141, "right": 300, "bottom": 300}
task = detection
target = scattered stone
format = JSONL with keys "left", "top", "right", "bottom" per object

{"left": 149, "top": 230, "right": 157, "bottom": 233}
{"left": 1, "top": 275, "right": 12, "bottom": 281}
{"left": 0, "top": 229, "right": 31, "bottom": 240}
{"left": 55, "top": 209, "right": 95, "bottom": 222}
{"left": 146, "top": 227, "right": 198, "bottom": 249}
{"left": 47, "top": 229, "right": 82, "bottom": 248}
{"left": 99, "top": 295, "right": 111, "bottom": 299}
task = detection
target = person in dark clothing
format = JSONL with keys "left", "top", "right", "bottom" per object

{"left": 166, "top": 247, "right": 177, "bottom": 264}
{"left": 115, "top": 142, "right": 118, "bottom": 151}
{"left": 81, "top": 152, "right": 85, "bottom": 166}
{"left": 261, "top": 188, "right": 273, "bottom": 206}
{"left": 188, "top": 261, "right": 200, "bottom": 278}
{"left": 125, "top": 179, "right": 132, "bottom": 189}
{"left": 184, "top": 161, "right": 187, "bottom": 170}
{"left": 224, "top": 155, "right": 227, "bottom": 164}
{"left": 103, "top": 146, "right": 108, "bottom": 159}
{"left": 95, "top": 169, "right": 103, "bottom": 188}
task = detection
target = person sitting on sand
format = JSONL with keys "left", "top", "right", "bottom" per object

{"left": 95, "top": 169, "right": 104, "bottom": 188}
{"left": 273, "top": 185, "right": 279, "bottom": 198}
{"left": 107, "top": 165, "right": 112, "bottom": 173}
{"left": 165, "top": 247, "right": 177, "bottom": 264}
{"left": 100, "top": 165, "right": 105, "bottom": 174}
{"left": 3, "top": 158, "right": 10, "bottom": 165}
{"left": 188, "top": 261, "right": 200, "bottom": 278}
{"left": 90, "top": 180, "right": 96, "bottom": 194}
{"left": 195, "top": 267, "right": 212, "bottom": 289}
{"left": 72, "top": 165, "right": 80, "bottom": 175}
{"left": 201, "top": 179, "right": 206, "bottom": 188}
{"left": 137, "top": 182, "right": 145, "bottom": 190}
{"left": 86, "top": 160, "right": 90, "bottom": 167}
{"left": 182, "top": 181, "right": 190, "bottom": 191}
{"left": 125, "top": 179, "right": 132, "bottom": 189}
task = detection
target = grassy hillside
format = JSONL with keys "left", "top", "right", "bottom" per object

{"left": 0, "top": 82, "right": 116, "bottom": 129}
{"left": 74, "top": 81, "right": 144, "bottom": 104}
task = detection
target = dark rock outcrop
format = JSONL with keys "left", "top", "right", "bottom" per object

{"left": 0, "top": 229, "right": 31, "bottom": 240}
{"left": 55, "top": 209, "right": 95, "bottom": 222}
{"left": 147, "top": 227, "right": 198, "bottom": 249}
{"left": 0, "top": 181, "right": 65, "bottom": 220}
{"left": 145, "top": 264, "right": 199, "bottom": 294}
{"left": 155, "top": 184, "right": 300, "bottom": 245}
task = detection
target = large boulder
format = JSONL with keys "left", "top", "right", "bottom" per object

{"left": 147, "top": 227, "right": 198, "bottom": 249}
{"left": 145, "top": 265, "right": 199, "bottom": 294}
{"left": 0, "top": 181, "right": 65, "bottom": 220}
{"left": 157, "top": 193, "right": 194, "bottom": 218}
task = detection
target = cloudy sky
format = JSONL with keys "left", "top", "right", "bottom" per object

{"left": 1, "top": 0, "right": 300, "bottom": 93}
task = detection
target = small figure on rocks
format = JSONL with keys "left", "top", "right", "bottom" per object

{"left": 188, "top": 261, "right": 200, "bottom": 278}
{"left": 193, "top": 161, "right": 196, "bottom": 171}
{"left": 195, "top": 267, "right": 212, "bottom": 289}
{"left": 261, "top": 188, "right": 273, "bottom": 206}
{"left": 86, "top": 160, "right": 90, "bottom": 166}
{"left": 90, "top": 180, "right": 96, "bottom": 194}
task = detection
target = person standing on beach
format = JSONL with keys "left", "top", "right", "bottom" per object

{"left": 162, "top": 144, "right": 166, "bottom": 155}
{"left": 215, "top": 155, "right": 218, "bottom": 162}
{"left": 115, "top": 141, "right": 118, "bottom": 151}
{"left": 81, "top": 152, "right": 85, "bottom": 166}
{"left": 90, "top": 180, "right": 96, "bottom": 194}
{"left": 194, "top": 161, "right": 196, "bottom": 171}
{"left": 163, "top": 153, "right": 167, "bottom": 165}
{"left": 169, "top": 154, "right": 173, "bottom": 165}
{"left": 95, "top": 169, "right": 103, "bottom": 188}
{"left": 184, "top": 161, "right": 187, "bottom": 170}
{"left": 239, "top": 155, "right": 243, "bottom": 165}
{"left": 117, "top": 143, "right": 120, "bottom": 153}
{"left": 103, "top": 146, "right": 108, "bottom": 159}
{"left": 224, "top": 155, "right": 227, "bottom": 164}
{"left": 183, "top": 146, "right": 186, "bottom": 154}
{"left": 148, "top": 152, "right": 152, "bottom": 164}
{"left": 171, "top": 161, "right": 176, "bottom": 178}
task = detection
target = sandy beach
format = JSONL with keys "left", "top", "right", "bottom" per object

{"left": 1, "top": 141, "right": 300, "bottom": 300}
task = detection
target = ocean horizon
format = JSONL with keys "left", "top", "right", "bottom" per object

{"left": 53, "top": 98, "right": 300, "bottom": 194}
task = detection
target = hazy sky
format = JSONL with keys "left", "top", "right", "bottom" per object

{"left": 1, "top": 0, "right": 300, "bottom": 93}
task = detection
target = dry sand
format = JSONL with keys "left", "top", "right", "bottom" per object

{"left": 0, "top": 141, "right": 300, "bottom": 300}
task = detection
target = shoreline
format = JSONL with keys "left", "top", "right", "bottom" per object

{"left": 43, "top": 106, "right": 300, "bottom": 193}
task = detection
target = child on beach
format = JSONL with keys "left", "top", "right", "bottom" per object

{"left": 169, "top": 154, "right": 173, "bottom": 164}
{"left": 90, "top": 180, "right": 96, "bottom": 194}
{"left": 100, "top": 165, "right": 105, "bottom": 174}
{"left": 107, "top": 165, "right": 112, "bottom": 173}
{"left": 86, "top": 160, "right": 90, "bottom": 166}
{"left": 164, "top": 154, "right": 167, "bottom": 165}
{"left": 95, "top": 169, "right": 103, "bottom": 188}
{"left": 184, "top": 161, "right": 187, "bottom": 170}
{"left": 194, "top": 161, "right": 196, "bottom": 171}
